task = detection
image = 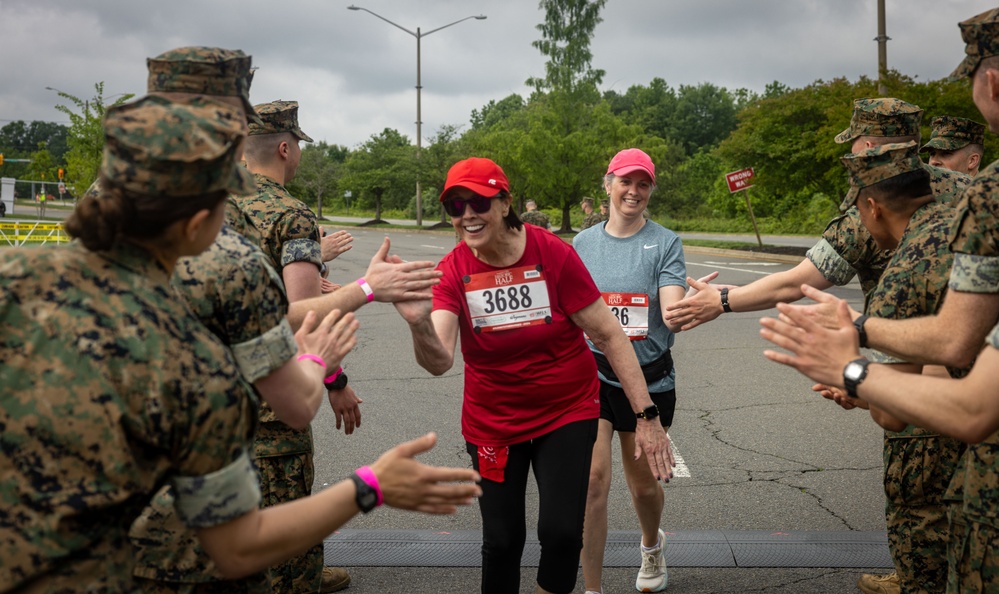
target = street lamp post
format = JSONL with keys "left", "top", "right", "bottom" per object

{"left": 347, "top": 5, "right": 486, "bottom": 226}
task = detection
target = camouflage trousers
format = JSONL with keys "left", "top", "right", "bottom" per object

{"left": 256, "top": 451, "right": 322, "bottom": 594}
{"left": 946, "top": 509, "right": 999, "bottom": 594}
{"left": 886, "top": 500, "right": 949, "bottom": 594}
{"left": 884, "top": 436, "right": 964, "bottom": 594}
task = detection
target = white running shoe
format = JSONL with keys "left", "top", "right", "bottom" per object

{"left": 635, "top": 528, "right": 668, "bottom": 592}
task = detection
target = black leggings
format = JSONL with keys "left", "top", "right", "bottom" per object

{"left": 466, "top": 418, "right": 598, "bottom": 594}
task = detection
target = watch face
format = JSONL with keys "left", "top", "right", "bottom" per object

{"left": 359, "top": 491, "right": 377, "bottom": 510}
{"left": 844, "top": 361, "right": 864, "bottom": 381}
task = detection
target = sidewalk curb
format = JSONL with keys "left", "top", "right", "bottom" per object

{"left": 684, "top": 246, "right": 805, "bottom": 265}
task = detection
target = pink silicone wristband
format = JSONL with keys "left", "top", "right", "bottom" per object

{"left": 355, "top": 465, "right": 384, "bottom": 507}
{"left": 297, "top": 353, "right": 326, "bottom": 370}
{"left": 324, "top": 367, "right": 343, "bottom": 384}
{"left": 356, "top": 278, "right": 375, "bottom": 303}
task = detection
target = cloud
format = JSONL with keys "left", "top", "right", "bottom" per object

{"left": 0, "top": 0, "right": 993, "bottom": 148}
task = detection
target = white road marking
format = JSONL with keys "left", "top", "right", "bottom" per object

{"left": 702, "top": 260, "right": 783, "bottom": 267}
{"left": 687, "top": 261, "right": 774, "bottom": 276}
{"left": 421, "top": 244, "right": 449, "bottom": 250}
{"left": 671, "top": 439, "right": 691, "bottom": 478}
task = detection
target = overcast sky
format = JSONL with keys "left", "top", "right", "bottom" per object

{"left": 0, "top": 0, "right": 994, "bottom": 149}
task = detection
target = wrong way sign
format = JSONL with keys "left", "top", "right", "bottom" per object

{"left": 725, "top": 167, "right": 755, "bottom": 193}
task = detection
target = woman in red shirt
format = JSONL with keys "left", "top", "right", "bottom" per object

{"left": 394, "top": 157, "right": 675, "bottom": 594}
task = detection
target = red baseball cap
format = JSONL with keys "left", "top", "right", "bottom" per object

{"left": 440, "top": 157, "right": 510, "bottom": 201}
{"left": 606, "top": 148, "right": 655, "bottom": 181}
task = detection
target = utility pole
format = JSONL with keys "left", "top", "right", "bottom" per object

{"left": 876, "top": 0, "right": 889, "bottom": 96}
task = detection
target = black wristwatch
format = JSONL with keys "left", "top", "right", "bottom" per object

{"left": 853, "top": 314, "right": 869, "bottom": 348}
{"left": 843, "top": 357, "right": 871, "bottom": 398}
{"left": 325, "top": 371, "right": 348, "bottom": 391}
{"left": 349, "top": 472, "right": 378, "bottom": 513}
{"left": 636, "top": 404, "right": 660, "bottom": 420}
{"left": 720, "top": 287, "right": 733, "bottom": 313}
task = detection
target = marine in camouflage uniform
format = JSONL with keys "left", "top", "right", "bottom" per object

{"left": 921, "top": 115, "right": 987, "bottom": 177}
{"left": 0, "top": 96, "right": 259, "bottom": 593}
{"left": 131, "top": 224, "right": 296, "bottom": 594}
{"left": 582, "top": 210, "right": 604, "bottom": 229}
{"left": 230, "top": 100, "right": 329, "bottom": 593}
{"left": 520, "top": 200, "right": 551, "bottom": 229}
{"left": 806, "top": 98, "right": 970, "bottom": 306}
{"left": 580, "top": 197, "right": 603, "bottom": 230}
{"left": 842, "top": 142, "right": 969, "bottom": 593}
{"left": 943, "top": 12, "right": 999, "bottom": 592}
{"left": 81, "top": 46, "right": 258, "bottom": 205}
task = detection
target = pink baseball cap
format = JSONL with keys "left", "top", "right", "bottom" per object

{"left": 440, "top": 157, "right": 510, "bottom": 201}
{"left": 606, "top": 148, "right": 655, "bottom": 181}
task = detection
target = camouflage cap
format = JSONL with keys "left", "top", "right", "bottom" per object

{"left": 951, "top": 8, "right": 999, "bottom": 79}
{"left": 920, "top": 116, "right": 986, "bottom": 152}
{"left": 100, "top": 95, "right": 255, "bottom": 198}
{"left": 248, "top": 100, "right": 313, "bottom": 142}
{"left": 834, "top": 98, "right": 923, "bottom": 144}
{"left": 839, "top": 141, "right": 922, "bottom": 210}
{"left": 147, "top": 46, "right": 258, "bottom": 122}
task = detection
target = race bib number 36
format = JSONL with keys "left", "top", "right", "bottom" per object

{"left": 602, "top": 292, "right": 649, "bottom": 340}
{"left": 463, "top": 265, "right": 552, "bottom": 333}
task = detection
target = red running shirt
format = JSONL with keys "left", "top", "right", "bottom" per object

{"left": 433, "top": 225, "right": 601, "bottom": 446}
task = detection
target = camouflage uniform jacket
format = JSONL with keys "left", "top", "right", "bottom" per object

{"left": 581, "top": 211, "right": 604, "bottom": 230}
{"left": 0, "top": 242, "right": 259, "bottom": 593}
{"left": 230, "top": 172, "right": 320, "bottom": 456}
{"left": 130, "top": 224, "right": 297, "bottom": 585}
{"left": 806, "top": 163, "right": 970, "bottom": 304}
{"left": 521, "top": 210, "right": 551, "bottom": 229}
{"left": 863, "top": 202, "right": 968, "bottom": 510}
{"left": 957, "top": 324, "right": 999, "bottom": 529}
{"left": 946, "top": 159, "right": 999, "bottom": 529}
{"left": 231, "top": 173, "right": 322, "bottom": 276}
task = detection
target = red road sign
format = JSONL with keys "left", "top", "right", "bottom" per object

{"left": 725, "top": 167, "right": 755, "bottom": 193}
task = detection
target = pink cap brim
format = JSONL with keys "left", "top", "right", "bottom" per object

{"left": 610, "top": 164, "right": 656, "bottom": 181}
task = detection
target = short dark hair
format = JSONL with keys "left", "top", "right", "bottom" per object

{"left": 861, "top": 169, "right": 933, "bottom": 213}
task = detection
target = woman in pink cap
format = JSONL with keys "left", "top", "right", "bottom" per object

{"left": 394, "top": 157, "right": 675, "bottom": 594}
{"left": 573, "top": 148, "right": 688, "bottom": 594}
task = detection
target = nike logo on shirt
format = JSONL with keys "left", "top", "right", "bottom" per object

{"left": 644, "top": 244, "right": 657, "bottom": 249}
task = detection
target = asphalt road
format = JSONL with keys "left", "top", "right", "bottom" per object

{"left": 308, "top": 227, "right": 887, "bottom": 593}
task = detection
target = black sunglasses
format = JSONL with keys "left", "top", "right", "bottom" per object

{"left": 442, "top": 194, "right": 499, "bottom": 217}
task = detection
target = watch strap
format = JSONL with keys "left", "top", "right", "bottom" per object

{"left": 854, "top": 314, "right": 869, "bottom": 348}
{"left": 720, "top": 287, "right": 733, "bottom": 313}
{"left": 325, "top": 369, "right": 348, "bottom": 391}
{"left": 843, "top": 357, "right": 870, "bottom": 398}
{"left": 636, "top": 404, "right": 660, "bottom": 420}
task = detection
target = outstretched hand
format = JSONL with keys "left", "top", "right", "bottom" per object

{"left": 321, "top": 228, "right": 354, "bottom": 262}
{"left": 785, "top": 284, "right": 862, "bottom": 330}
{"left": 759, "top": 297, "right": 860, "bottom": 388}
{"left": 295, "top": 309, "right": 359, "bottom": 371}
{"left": 665, "top": 274, "right": 726, "bottom": 331}
{"left": 365, "top": 238, "right": 443, "bottom": 303}
{"left": 370, "top": 432, "right": 482, "bottom": 514}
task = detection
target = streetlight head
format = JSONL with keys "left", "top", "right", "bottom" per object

{"left": 475, "top": 15, "right": 487, "bottom": 20}
{"left": 347, "top": 5, "right": 360, "bottom": 10}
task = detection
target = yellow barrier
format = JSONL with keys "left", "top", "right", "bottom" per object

{"left": 0, "top": 221, "right": 70, "bottom": 246}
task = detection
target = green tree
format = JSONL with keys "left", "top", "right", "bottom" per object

{"left": 340, "top": 128, "right": 415, "bottom": 223}
{"left": 470, "top": 94, "right": 526, "bottom": 131}
{"left": 290, "top": 141, "right": 348, "bottom": 220}
{"left": 673, "top": 83, "right": 738, "bottom": 154}
{"left": 53, "top": 82, "right": 134, "bottom": 197}
{"left": 421, "top": 123, "right": 472, "bottom": 225}
{"left": 26, "top": 143, "right": 57, "bottom": 188}
{"left": 0, "top": 121, "right": 69, "bottom": 181}
{"left": 522, "top": 0, "right": 613, "bottom": 231}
